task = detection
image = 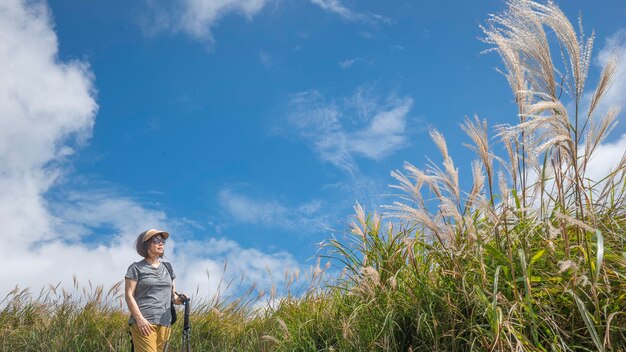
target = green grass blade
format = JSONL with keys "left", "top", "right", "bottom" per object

{"left": 492, "top": 265, "right": 501, "bottom": 308}
{"left": 593, "top": 230, "right": 604, "bottom": 286}
{"left": 568, "top": 290, "right": 604, "bottom": 352}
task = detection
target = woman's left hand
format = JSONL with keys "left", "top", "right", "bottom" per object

{"left": 174, "top": 292, "right": 188, "bottom": 305}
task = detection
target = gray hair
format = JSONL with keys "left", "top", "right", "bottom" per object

{"left": 134, "top": 230, "right": 164, "bottom": 258}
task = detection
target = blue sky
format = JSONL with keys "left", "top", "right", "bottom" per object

{"left": 1, "top": 0, "right": 625, "bottom": 298}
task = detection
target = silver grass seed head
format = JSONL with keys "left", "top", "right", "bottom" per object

{"left": 555, "top": 212, "right": 596, "bottom": 233}
{"left": 430, "top": 129, "right": 449, "bottom": 160}
{"left": 440, "top": 197, "right": 462, "bottom": 225}
{"left": 588, "top": 54, "right": 617, "bottom": 117}
{"left": 350, "top": 221, "right": 365, "bottom": 239}
{"left": 498, "top": 170, "right": 510, "bottom": 206}
{"left": 575, "top": 275, "right": 590, "bottom": 287}
{"left": 558, "top": 259, "right": 577, "bottom": 274}
{"left": 360, "top": 266, "right": 380, "bottom": 285}
{"left": 354, "top": 202, "right": 366, "bottom": 229}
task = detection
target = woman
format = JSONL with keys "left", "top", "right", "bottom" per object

{"left": 125, "top": 229, "right": 185, "bottom": 352}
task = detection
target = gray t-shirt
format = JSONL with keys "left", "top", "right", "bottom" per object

{"left": 125, "top": 259, "right": 175, "bottom": 326}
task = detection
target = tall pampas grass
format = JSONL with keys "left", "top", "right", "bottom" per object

{"left": 373, "top": 0, "right": 626, "bottom": 350}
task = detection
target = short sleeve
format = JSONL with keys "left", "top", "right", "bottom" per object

{"left": 125, "top": 262, "right": 139, "bottom": 281}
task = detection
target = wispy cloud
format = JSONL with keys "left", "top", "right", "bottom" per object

{"left": 259, "top": 50, "right": 274, "bottom": 68}
{"left": 309, "top": 0, "right": 388, "bottom": 24}
{"left": 175, "top": 237, "right": 300, "bottom": 295}
{"left": 283, "top": 87, "right": 416, "bottom": 173}
{"left": 339, "top": 58, "right": 356, "bottom": 68}
{"left": 140, "top": 0, "right": 273, "bottom": 43}
{"left": 218, "top": 188, "right": 327, "bottom": 231}
{"left": 140, "top": 0, "right": 385, "bottom": 44}
{"left": 338, "top": 56, "right": 371, "bottom": 68}
{"left": 219, "top": 188, "right": 289, "bottom": 225}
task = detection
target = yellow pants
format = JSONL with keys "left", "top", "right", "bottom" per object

{"left": 130, "top": 324, "right": 172, "bottom": 352}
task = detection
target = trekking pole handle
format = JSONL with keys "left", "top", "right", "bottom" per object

{"left": 175, "top": 292, "right": 190, "bottom": 304}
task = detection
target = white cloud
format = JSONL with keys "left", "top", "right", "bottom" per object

{"left": 0, "top": 0, "right": 300, "bottom": 301}
{"left": 577, "top": 29, "right": 626, "bottom": 130}
{"left": 175, "top": 238, "right": 300, "bottom": 297}
{"left": 0, "top": 0, "right": 97, "bottom": 248}
{"left": 309, "top": 0, "right": 353, "bottom": 20}
{"left": 284, "top": 88, "right": 415, "bottom": 173}
{"left": 141, "top": 0, "right": 384, "bottom": 43}
{"left": 594, "top": 29, "right": 626, "bottom": 116}
{"left": 219, "top": 188, "right": 289, "bottom": 225}
{"left": 351, "top": 101, "right": 413, "bottom": 159}
{"left": 140, "top": 0, "right": 273, "bottom": 43}
{"left": 575, "top": 29, "right": 626, "bottom": 185}
{"left": 585, "top": 133, "right": 626, "bottom": 184}
{"left": 338, "top": 56, "right": 373, "bottom": 69}
{"left": 218, "top": 188, "right": 327, "bottom": 231}
{"left": 309, "top": 0, "right": 387, "bottom": 24}
{"left": 3, "top": 193, "right": 167, "bottom": 298}
{"left": 339, "top": 58, "right": 357, "bottom": 68}
{"left": 178, "top": 0, "right": 271, "bottom": 41}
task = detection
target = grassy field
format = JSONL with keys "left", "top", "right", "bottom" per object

{"left": 2, "top": 0, "right": 625, "bottom": 350}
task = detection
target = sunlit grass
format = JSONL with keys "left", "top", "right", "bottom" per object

{"left": 0, "top": 282, "right": 129, "bottom": 351}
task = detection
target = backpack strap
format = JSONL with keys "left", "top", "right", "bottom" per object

{"left": 163, "top": 262, "right": 174, "bottom": 281}
{"left": 162, "top": 261, "right": 178, "bottom": 325}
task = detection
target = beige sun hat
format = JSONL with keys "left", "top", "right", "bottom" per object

{"left": 142, "top": 229, "right": 170, "bottom": 242}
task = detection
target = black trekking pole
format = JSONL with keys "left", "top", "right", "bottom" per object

{"left": 181, "top": 294, "right": 191, "bottom": 352}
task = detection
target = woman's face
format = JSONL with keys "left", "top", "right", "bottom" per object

{"left": 147, "top": 235, "right": 166, "bottom": 257}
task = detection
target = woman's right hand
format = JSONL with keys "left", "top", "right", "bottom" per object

{"left": 135, "top": 316, "right": 152, "bottom": 336}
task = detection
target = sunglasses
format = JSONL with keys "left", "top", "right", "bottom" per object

{"left": 150, "top": 236, "right": 166, "bottom": 245}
